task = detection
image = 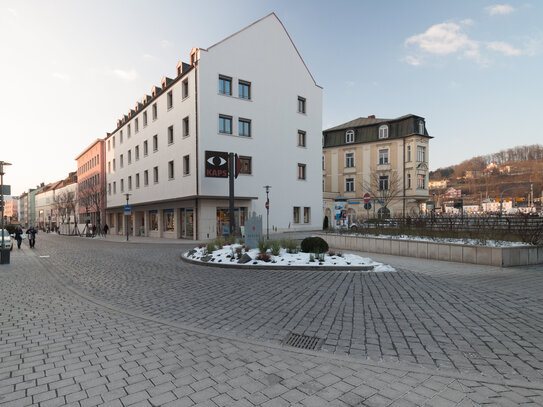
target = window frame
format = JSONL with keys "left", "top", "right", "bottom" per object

{"left": 238, "top": 80, "right": 251, "bottom": 100}
{"left": 297, "top": 130, "right": 306, "bottom": 147}
{"left": 183, "top": 116, "right": 189, "bottom": 137}
{"left": 345, "top": 152, "right": 354, "bottom": 168}
{"left": 182, "top": 79, "right": 189, "bottom": 99}
{"left": 152, "top": 103, "right": 158, "bottom": 120}
{"left": 183, "top": 155, "right": 190, "bottom": 175}
{"left": 218, "top": 75, "right": 232, "bottom": 96}
{"left": 378, "top": 149, "right": 389, "bottom": 165}
{"left": 297, "top": 96, "right": 306, "bottom": 114}
{"left": 168, "top": 160, "right": 174, "bottom": 180}
{"left": 238, "top": 118, "right": 251, "bottom": 137}
{"left": 219, "top": 115, "right": 232, "bottom": 134}
{"left": 167, "top": 90, "right": 173, "bottom": 110}
{"left": 345, "top": 178, "right": 354, "bottom": 192}
{"left": 153, "top": 135, "right": 158, "bottom": 152}
{"left": 297, "top": 163, "right": 306, "bottom": 180}
{"left": 153, "top": 166, "right": 159, "bottom": 183}
{"left": 417, "top": 146, "right": 426, "bottom": 162}
{"left": 239, "top": 156, "right": 252, "bottom": 175}
{"left": 168, "top": 125, "right": 174, "bottom": 145}
{"left": 379, "top": 175, "right": 389, "bottom": 191}
{"left": 345, "top": 130, "right": 355, "bottom": 144}
{"left": 378, "top": 125, "right": 388, "bottom": 139}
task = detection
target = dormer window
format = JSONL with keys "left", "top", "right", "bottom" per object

{"left": 419, "top": 120, "right": 425, "bottom": 135}
{"left": 345, "top": 130, "right": 355, "bottom": 143}
{"left": 379, "top": 125, "right": 388, "bottom": 139}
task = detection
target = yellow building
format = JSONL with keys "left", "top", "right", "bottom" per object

{"left": 322, "top": 114, "right": 432, "bottom": 227}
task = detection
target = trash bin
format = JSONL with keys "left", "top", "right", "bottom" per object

{"left": 0, "top": 248, "right": 10, "bottom": 265}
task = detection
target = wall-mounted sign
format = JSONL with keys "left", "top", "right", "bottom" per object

{"left": 205, "top": 151, "right": 229, "bottom": 178}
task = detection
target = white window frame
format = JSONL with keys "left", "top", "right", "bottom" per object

{"left": 345, "top": 178, "right": 354, "bottom": 192}
{"left": 379, "top": 125, "right": 388, "bottom": 139}
{"left": 378, "top": 149, "right": 389, "bottom": 165}
{"left": 345, "top": 130, "right": 355, "bottom": 143}
{"left": 345, "top": 152, "right": 354, "bottom": 168}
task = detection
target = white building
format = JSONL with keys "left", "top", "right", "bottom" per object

{"left": 105, "top": 13, "right": 323, "bottom": 240}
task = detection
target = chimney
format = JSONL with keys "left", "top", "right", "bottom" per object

{"left": 368, "top": 115, "right": 376, "bottom": 119}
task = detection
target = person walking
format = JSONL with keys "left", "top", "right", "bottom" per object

{"left": 14, "top": 226, "right": 23, "bottom": 249}
{"left": 103, "top": 223, "right": 109, "bottom": 237}
{"left": 26, "top": 226, "right": 37, "bottom": 248}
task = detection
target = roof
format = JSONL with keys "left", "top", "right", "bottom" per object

{"left": 75, "top": 138, "right": 104, "bottom": 161}
{"left": 324, "top": 114, "right": 421, "bottom": 132}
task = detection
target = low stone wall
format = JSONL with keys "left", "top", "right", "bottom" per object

{"left": 318, "top": 233, "right": 543, "bottom": 267}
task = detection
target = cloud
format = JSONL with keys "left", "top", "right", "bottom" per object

{"left": 52, "top": 72, "right": 70, "bottom": 81}
{"left": 460, "top": 18, "right": 475, "bottom": 26}
{"left": 486, "top": 4, "right": 515, "bottom": 15}
{"left": 403, "top": 55, "right": 422, "bottom": 66}
{"left": 143, "top": 53, "right": 157, "bottom": 60}
{"left": 160, "top": 40, "right": 173, "bottom": 48}
{"left": 405, "top": 22, "right": 479, "bottom": 57}
{"left": 487, "top": 41, "right": 522, "bottom": 55}
{"left": 112, "top": 69, "right": 138, "bottom": 81}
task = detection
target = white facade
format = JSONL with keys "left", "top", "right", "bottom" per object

{"left": 106, "top": 13, "right": 322, "bottom": 240}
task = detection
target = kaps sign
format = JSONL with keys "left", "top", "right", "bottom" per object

{"left": 205, "top": 151, "right": 229, "bottom": 178}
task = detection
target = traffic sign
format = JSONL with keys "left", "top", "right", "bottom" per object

{"left": 124, "top": 205, "right": 132, "bottom": 215}
{"left": 364, "top": 202, "right": 372, "bottom": 210}
{"left": 363, "top": 193, "right": 371, "bottom": 203}
{"left": 265, "top": 201, "right": 269, "bottom": 210}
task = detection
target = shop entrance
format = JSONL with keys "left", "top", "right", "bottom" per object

{"left": 216, "top": 207, "right": 247, "bottom": 236}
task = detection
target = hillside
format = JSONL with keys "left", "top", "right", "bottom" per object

{"left": 430, "top": 145, "right": 543, "bottom": 201}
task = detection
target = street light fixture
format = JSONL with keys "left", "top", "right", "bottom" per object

{"left": 0, "top": 161, "right": 12, "bottom": 262}
{"left": 124, "top": 193, "right": 131, "bottom": 241}
{"left": 263, "top": 185, "right": 271, "bottom": 240}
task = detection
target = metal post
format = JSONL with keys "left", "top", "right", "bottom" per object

{"left": 264, "top": 185, "right": 271, "bottom": 240}
{"left": 0, "top": 162, "right": 12, "bottom": 255}
{"left": 124, "top": 193, "right": 131, "bottom": 241}
{"left": 228, "top": 153, "right": 235, "bottom": 237}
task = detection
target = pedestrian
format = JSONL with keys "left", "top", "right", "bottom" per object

{"left": 26, "top": 226, "right": 37, "bottom": 248}
{"left": 103, "top": 223, "right": 109, "bottom": 237}
{"left": 14, "top": 226, "right": 23, "bottom": 249}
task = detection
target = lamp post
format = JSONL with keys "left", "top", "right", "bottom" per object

{"left": 124, "top": 193, "right": 131, "bottom": 241}
{"left": 1, "top": 161, "right": 12, "bottom": 259}
{"left": 263, "top": 185, "right": 271, "bottom": 240}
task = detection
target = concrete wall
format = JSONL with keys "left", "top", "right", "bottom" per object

{"left": 318, "top": 233, "right": 543, "bottom": 267}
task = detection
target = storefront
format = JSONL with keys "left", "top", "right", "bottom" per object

{"left": 216, "top": 207, "right": 247, "bottom": 236}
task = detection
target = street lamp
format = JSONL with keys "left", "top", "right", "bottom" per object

{"left": 124, "top": 193, "right": 131, "bottom": 241}
{"left": 263, "top": 185, "right": 271, "bottom": 240}
{"left": 1, "top": 161, "right": 12, "bottom": 261}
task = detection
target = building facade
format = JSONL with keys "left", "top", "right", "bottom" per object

{"left": 322, "top": 114, "right": 431, "bottom": 226}
{"left": 4, "top": 198, "right": 18, "bottom": 223}
{"left": 105, "top": 13, "right": 322, "bottom": 239}
{"left": 76, "top": 139, "right": 106, "bottom": 227}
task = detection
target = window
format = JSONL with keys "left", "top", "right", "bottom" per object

{"left": 219, "top": 115, "right": 232, "bottom": 134}
{"left": 417, "top": 174, "right": 426, "bottom": 189}
{"left": 182, "top": 79, "right": 189, "bottom": 99}
{"left": 407, "top": 145, "right": 412, "bottom": 162}
{"left": 345, "top": 178, "right": 354, "bottom": 192}
{"left": 239, "top": 156, "right": 251, "bottom": 174}
{"left": 135, "top": 118, "right": 139, "bottom": 133}
{"left": 113, "top": 181, "right": 116, "bottom": 194}
{"left": 127, "top": 124, "right": 131, "bottom": 138}
{"left": 153, "top": 135, "right": 158, "bottom": 151}
{"left": 183, "top": 155, "right": 190, "bottom": 175}
{"left": 238, "top": 80, "right": 250, "bottom": 99}
{"left": 168, "top": 160, "right": 174, "bottom": 179}
{"left": 183, "top": 117, "right": 189, "bottom": 137}
{"left": 108, "top": 161, "right": 111, "bottom": 173}
{"left": 136, "top": 173, "right": 140, "bottom": 188}
{"left": 144, "top": 170, "right": 149, "bottom": 186}
{"left": 152, "top": 103, "right": 157, "bottom": 120}
{"left": 407, "top": 173, "right": 412, "bottom": 189}
{"left": 304, "top": 207, "right": 310, "bottom": 223}
{"left": 112, "top": 136, "right": 115, "bottom": 147}
{"left": 293, "top": 207, "right": 300, "bottom": 223}
{"left": 238, "top": 118, "right": 251, "bottom": 137}
{"left": 379, "top": 125, "right": 388, "bottom": 139}
{"left": 120, "top": 130, "right": 123, "bottom": 143}
{"left": 345, "top": 130, "right": 355, "bottom": 143}
{"left": 128, "top": 176, "right": 132, "bottom": 191}
{"left": 322, "top": 155, "right": 325, "bottom": 170}
{"left": 135, "top": 145, "right": 140, "bottom": 161}
{"left": 297, "top": 96, "right": 306, "bottom": 113}
{"left": 120, "top": 154, "right": 124, "bottom": 168}
{"left": 150, "top": 210, "right": 158, "bottom": 231}
{"left": 113, "top": 159, "right": 116, "bottom": 171}
{"left": 345, "top": 152, "right": 354, "bottom": 168}
{"left": 298, "top": 163, "right": 306, "bottom": 180}
{"left": 120, "top": 178, "right": 124, "bottom": 192}
{"left": 107, "top": 140, "right": 111, "bottom": 151}
{"left": 108, "top": 183, "right": 111, "bottom": 195}
{"left": 163, "top": 209, "right": 175, "bottom": 232}
{"left": 143, "top": 140, "right": 148, "bottom": 156}
{"left": 378, "top": 149, "right": 389, "bottom": 165}
{"left": 128, "top": 150, "right": 132, "bottom": 164}
{"left": 379, "top": 175, "right": 389, "bottom": 190}
{"left": 417, "top": 146, "right": 426, "bottom": 162}
{"left": 143, "top": 111, "right": 148, "bottom": 126}
{"left": 153, "top": 166, "right": 159, "bottom": 183}
{"left": 168, "top": 125, "right": 174, "bottom": 144}
{"left": 298, "top": 131, "right": 306, "bottom": 147}
{"left": 219, "top": 75, "right": 232, "bottom": 95}
{"left": 419, "top": 120, "right": 425, "bottom": 134}
{"left": 167, "top": 91, "right": 173, "bottom": 109}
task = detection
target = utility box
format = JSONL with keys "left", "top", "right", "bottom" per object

{"left": 0, "top": 248, "right": 10, "bottom": 265}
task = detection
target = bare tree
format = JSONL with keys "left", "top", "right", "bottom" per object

{"left": 360, "top": 170, "right": 403, "bottom": 218}
{"left": 78, "top": 183, "right": 104, "bottom": 226}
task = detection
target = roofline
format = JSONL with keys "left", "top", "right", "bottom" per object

{"left": 204, "top": 12, "right": 322, "bottom": 89}
{"left": 323, "top": 114, "right": 425, "bottom": 133}
{"left": 75, "top": 138, "right": 105, "bottom": 161}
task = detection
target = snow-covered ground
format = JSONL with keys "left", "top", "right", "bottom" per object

{"left": 347, "top": 234, "right": 532, "bottom": 247}
{"left": 184, "top": 244, "right": 395, "bottom": 272}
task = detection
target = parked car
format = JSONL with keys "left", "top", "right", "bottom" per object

{"left": 1, "top": 229, "right": 13, "bottom": 251}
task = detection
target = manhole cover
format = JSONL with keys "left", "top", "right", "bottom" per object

{"left": 283, "top": 333, "right": 323, "bottom": 350}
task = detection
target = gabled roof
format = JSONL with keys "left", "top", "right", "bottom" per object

{"left": 324, "top": 114, "right": 422, "bottom": 132}
{"left": 203, "top": 13, "right": 321, "bottom": 89}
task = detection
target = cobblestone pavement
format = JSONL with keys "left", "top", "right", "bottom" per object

{"left": 2, "top": 244, "right": 543, "bottom": 406}
{"left": 34, "top": 234, "right": 543, "bottom": 384}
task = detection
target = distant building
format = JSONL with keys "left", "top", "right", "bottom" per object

{"left": 4, "top": 198, "right": 18, "bottom": 222}
{"left": 429, "top": 180, "right": 448, "bottom": 190}
{"left": 443, "top": 187, "right": 461, "bottom": 199}
{"left": 75, "top": 139, "right": 106, "bottom": 226}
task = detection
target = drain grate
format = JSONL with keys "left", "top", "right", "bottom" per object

{"left": 283, "top": 333, "right": 323, "bottom": 350}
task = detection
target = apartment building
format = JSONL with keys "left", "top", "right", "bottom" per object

{"left": 105, "top": 13, "right": 322, "bottom": 239}
{"left": 75, "top": 139, "right": 106, "bottom": 226}
{"left": 322, "top": 114, "right": 431, "bottom": 226}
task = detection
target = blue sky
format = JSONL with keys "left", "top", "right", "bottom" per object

{"left": 1, "top": 0, "right": 542, "bottom": 195}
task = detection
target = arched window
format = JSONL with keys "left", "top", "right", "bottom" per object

{"left": 377, "top": 207, "right": 391, "bottom": 219}
{"left": 345, "top": 129, "right": 355, "bottom": 143}
{"left": 419, "top": 120, "right": 425, "bottom": 134}
{"left": 379, "top": 125, "right": 388, "bottom": 139}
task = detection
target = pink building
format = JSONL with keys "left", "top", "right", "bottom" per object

{"left": 75, "top": 139, "right": 106, "bottom": 226}
{"left": 4, "top": 198, "right": 18, "bottom": 222}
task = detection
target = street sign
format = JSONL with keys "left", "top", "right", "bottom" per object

{"left": 364, "top": 202, "right": 372, "bottom": 210}
{"left": 265, "top": 201, "right": 269, "bottom": 210}
{"left": 363, "top": 193, "right": 371, "bottom": 203}
{"left": 0, "top": 185, "right": 10, "bottom": 195}
{"left": 124, "top": 205, "right": 132, "bottom": 215}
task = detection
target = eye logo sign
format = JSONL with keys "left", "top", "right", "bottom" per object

{"left": 205, "top": 151, "right": 229, "bottom": 178}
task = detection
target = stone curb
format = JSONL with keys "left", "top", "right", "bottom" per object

{"left": 180, "top": 252, "right": 376, "bottom": 271}
{"left": 30, "top": 251, "right": 543, "bottom": 391}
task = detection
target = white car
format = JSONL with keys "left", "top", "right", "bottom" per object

{"left": 1, "top": 229, "right": 13, "bottom": 251}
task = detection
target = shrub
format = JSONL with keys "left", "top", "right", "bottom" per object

{"left": 258, "top": 238, "right": 270, "bottom": 253}
{"left": 270, "top": 240, "right": 281, "bottom": 256}
{"left": 214, "top": 236, "right": 224, "bottom": 249}
{"left": 300, "top": 237, "right": 329, "bottom": 254}
{"left": 280, "top": 238, "right": 298, "bottom": 254}
{"left": 206, "top": 242, "right": 216, "bottom": 254}
{"left": 256, "top": 252, "right": 271, "bottom": 262}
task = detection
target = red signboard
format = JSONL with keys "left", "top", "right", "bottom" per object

{"left": 363, "top": 193, "right": 371, "bottom": 203}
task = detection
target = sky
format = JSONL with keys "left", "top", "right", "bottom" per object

{"left": 1, "top": 0, "right": 542, "bottom": 196}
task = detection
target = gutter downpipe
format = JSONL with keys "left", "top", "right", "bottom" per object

{"left": 194, "top": 59, "right": 200, "bottom": 240}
